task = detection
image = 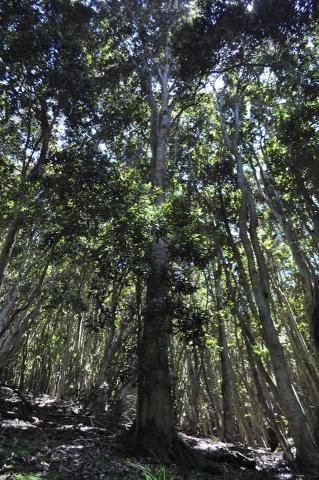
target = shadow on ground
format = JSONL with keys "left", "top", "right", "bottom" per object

{"left": 0, "top": 387, "right": 315, "bottom": 480}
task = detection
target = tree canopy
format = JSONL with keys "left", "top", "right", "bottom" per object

{"left": 1, "top": 0, "right": 319, "bottom": 477}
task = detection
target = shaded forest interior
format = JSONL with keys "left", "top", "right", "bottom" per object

{"left": 1, "top": 0, "right": 319, "bottom": 478}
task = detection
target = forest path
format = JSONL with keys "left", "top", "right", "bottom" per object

{"left": 0, "top": 387, "right": 315, "bottom": 480}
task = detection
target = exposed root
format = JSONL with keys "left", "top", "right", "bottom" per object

{"left": 0, "top": 384, "right": 33, "bottom": 411}
{"left": 170, "top": 436, "right": 226, "bottom": 474}
{"left": 122, "top": 426, "right": 258, "bottom": 475}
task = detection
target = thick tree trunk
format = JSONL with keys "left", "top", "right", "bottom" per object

{"left": 134, "top": 64, "right": 176, "bottom": 459}
{"left": 136, "top": 238, "right": 174, "bottom": 455}
{"left": 133, "top": 62, "right": 222, "bottom": 470}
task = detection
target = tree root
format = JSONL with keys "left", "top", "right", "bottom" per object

{"left": 0, "top": 383, "right": 33, "bottom": 411}
{"left": 170, "top": 436, "right": 226, "bottom": 474}
{"left": 121, "top": 427, "right": 257, "bottom": 475}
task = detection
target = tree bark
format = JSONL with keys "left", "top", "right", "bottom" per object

{"left": 214, "top": 263, "right": 237, "bottom": 442}
{"left": 135, "top": 64, "right": 175, "bottom": 456}
{"left": 0, "top": 215, "right": 23, "bottom": 293}
{"left": 217, "top": 93, "right": 319, "bottom": 472}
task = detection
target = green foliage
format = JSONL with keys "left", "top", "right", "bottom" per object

{"left": 127, "top": 461, "right": 176, "bottom": 480}
{"left": 1, "top": 0, "right": 319, "bottom": 461}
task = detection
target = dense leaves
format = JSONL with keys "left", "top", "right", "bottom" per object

{"left": 1, "top": 0, "right": 319, "bottom": 475}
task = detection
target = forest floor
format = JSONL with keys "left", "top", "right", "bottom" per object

{"left": 0, "top": 387, "right": 317, "bottom": 480}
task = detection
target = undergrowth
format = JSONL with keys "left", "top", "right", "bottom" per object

{"left": 128, "top": 460, "right": 176, "bottom": 480}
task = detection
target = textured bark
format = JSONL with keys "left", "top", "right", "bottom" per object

{"left": 134, "top": 57, "right": 175, "bottom": 457}
{"left": 136, "top": 238, "right": 174, "bottom": 453}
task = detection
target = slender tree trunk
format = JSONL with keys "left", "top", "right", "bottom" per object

{"left": 214, "top": 264, "right": 237, "bottom": 442}
{"left": 187, "top": 350, "right": 201, "bottom": 433}
{"left": 253, "top": 162, "right": 319, "bottom": 355}
{"left": 200, "top": 349, "right": 223, "bottom": 438}
{"left": 0, "top": 98, "right": 52, "bottom": 294}
{"left": 56, "top": 320, "right": 72, "bottom": 402}
{"left": 0, "top": 215, "right": 23, "bottom": 293}
{"left": 18, "top": 331, "right": 30, "bottom": 390}
{"left": 218, "top": 94, "right": 319, "bottom": 471}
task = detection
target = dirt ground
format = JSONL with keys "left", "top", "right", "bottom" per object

{"left": 0, "top": 387, "right": 317, "bottom": 480}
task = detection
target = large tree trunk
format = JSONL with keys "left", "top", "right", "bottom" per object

{"left": 136, "top": 237, "right": 174, "bottom": 456}
{"left": 133, "top": 61, "right": 223, "bottom": 471}
{"left": 135, "top": 64, "right": 176, "bottom": 459}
